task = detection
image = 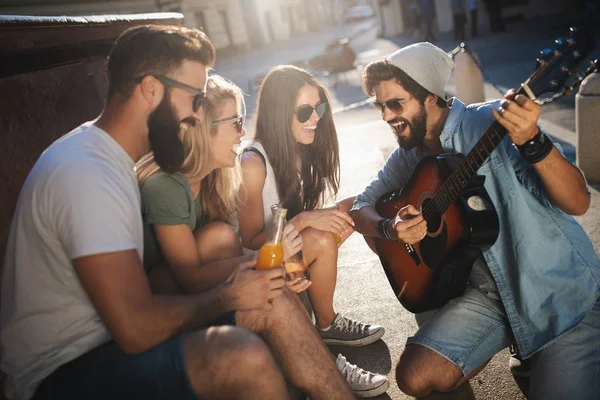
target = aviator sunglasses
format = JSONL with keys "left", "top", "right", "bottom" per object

{"left": 372, "top": 97, "right": 413, "bottom": 115}
{"left": 295, "top": 102, "right": 329, "bottom": 123}
{"left": 135, "top": 75, "right": 206, "bottom": 113}
{"left": 212, "top": 115, "right": 244, "bottom": 133}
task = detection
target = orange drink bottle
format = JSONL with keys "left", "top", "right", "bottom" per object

{"left": 256, "top": 243, "right": 284, "bottom": 270}
{"left": 256, "top": 205, "right": 287, "bottom": 271}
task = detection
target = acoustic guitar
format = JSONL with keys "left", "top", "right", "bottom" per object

{"left": 374, "top": 28, "right": 596, "bottom": 313}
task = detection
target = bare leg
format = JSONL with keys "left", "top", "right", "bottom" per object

{"left": 396, "top": 343, "right": 488, "bottom": 397}
{"left": 195, "top": 221, "right": 243, "bottom": 263}
{"left": 149, "top": 222, "right": 244, "bottom": 295}
{"left": 184, "top": 326, "right": 290, "bottom": 400}
{"left": 236, "top": 289, "right": 354, "bottom": 400}
{"left": 302, "top": 228, "right": 338, "bottom": 328}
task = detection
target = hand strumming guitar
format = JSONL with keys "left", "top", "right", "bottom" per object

{"left": 388, "top": 205, "right": 427, "bottom": 245}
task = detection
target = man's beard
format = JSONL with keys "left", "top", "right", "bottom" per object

{"left": 147, "top": 92, "right": 191, "bottom": 174}
{"left": 392, "top": 106, "right": 427, "bottom": 150}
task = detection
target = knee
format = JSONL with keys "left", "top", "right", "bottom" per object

{"left": 196, "top": 222, "right": 241, "bottom": 250}
{"left": 395, "top": 346, "right": 461, "bottom": 396}
{"left": 304, "top": 227, "right": 337, "bottom": 253}
{"left": 218, "top": 327, "right": 273, "bottom": 368}
{"left": 237, "top": 289, "right": 308, "bottom": 332}
{"left": 184, "top": 326, "right": 276, "bottom": 394}
{"left": 188, "top": 326, "right": 271, "bottom": 369}
{"left": 395, "top": 356, "right": 431, "bottom": 397}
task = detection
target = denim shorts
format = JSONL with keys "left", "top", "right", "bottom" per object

{"left": 408, "top": 285, "right": 600, "bottom": 399}
{"left": 32, "top": 333, "right": 198, "bottom": 400}
{"left": 408, "top": 283, "right": 513, "bottom": 376}
{"left": 32, "top": 312, "right": 236, "bottom": 400}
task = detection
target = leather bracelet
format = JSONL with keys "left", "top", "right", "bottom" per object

{"left": 376, "top": 218, "right": 389, "bottom": 239}
{"left": 377, "top": 218, "right": 400, "bottom": 241}
{"left": 518, "top": 132, "right": 554, "bottom": 164}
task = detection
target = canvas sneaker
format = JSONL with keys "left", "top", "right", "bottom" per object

{"left": 318, "top": 313, "right": 384, "bottom": 346}
{"left": 336, "top": 354, "right": 389, "bottom": 398}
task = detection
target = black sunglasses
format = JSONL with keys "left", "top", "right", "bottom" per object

{"left": 212, "top": 115, "right": 244, "bottom": 133}
{"left": 295, "top": 102, "right": 329, "bottom": 123}
{"left": 372, "top": 97, "right": 413, "bottom": 115}
{"left": 139, "top": 75, "right": 206, "bottom": 113}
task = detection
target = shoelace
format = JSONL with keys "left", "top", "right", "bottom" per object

{"left": 341, "top": 360, "right": 372, "bottom": 386}
{"left": 335, "top": 316, "right": 369, "bottom": 335}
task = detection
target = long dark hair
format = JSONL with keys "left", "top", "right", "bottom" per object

{"left": 253, "top": 65, "right": 340, "bottom": 219}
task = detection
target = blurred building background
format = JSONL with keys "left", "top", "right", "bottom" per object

{"left": 0, "top": 0, "right": 583, "bottom": 58}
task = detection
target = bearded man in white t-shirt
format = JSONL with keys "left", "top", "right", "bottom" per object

{"left": 0, "top": 25, "right": 356, "bottom": 400}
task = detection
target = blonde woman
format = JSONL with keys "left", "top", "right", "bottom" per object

{"left": 137, "top": 75, "right": 255, "bottom": 294}
{"left": 137, "top": 74, "right": 309, "bottom": 296}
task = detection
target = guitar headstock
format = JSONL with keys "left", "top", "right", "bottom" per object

{"left": 524, "top": 28, "right": 596, "bottom": 100}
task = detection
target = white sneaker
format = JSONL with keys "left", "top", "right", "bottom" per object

{"left": 336, "top": 354, "right": 389, "bottom": 398}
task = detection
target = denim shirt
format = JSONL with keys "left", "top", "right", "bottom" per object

{"left": 352, "top": 98, "right": 600, "bottom": 358}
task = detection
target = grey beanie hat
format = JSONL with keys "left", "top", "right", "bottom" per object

{"left": 386, "top": 42, "right": 454, "bottom": 100}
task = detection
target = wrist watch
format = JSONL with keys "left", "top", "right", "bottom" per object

{"left": 517, "top": 131, "right": 553, "bottom": 164}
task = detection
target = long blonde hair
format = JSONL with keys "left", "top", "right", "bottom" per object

{"left": 136, "top": 74, "right": 244, "bottom": 222}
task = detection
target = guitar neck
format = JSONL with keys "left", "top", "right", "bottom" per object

{"left": 424, "top": 84, "right": 537, "bottom": 221}
{"left": 424, "top": 101, "right": 527, "bottom": 221}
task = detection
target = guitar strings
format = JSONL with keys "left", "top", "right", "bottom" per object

{"left": 421, "top": 123, "right": 507, "bottom": 221}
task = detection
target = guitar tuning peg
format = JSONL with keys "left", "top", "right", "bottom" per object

{"left": 539, "top": 48, "right": 553, "bottom": 64}
{"left": 555, "top": 38, "right": 566, "bottom": 49}
{"left": 563, "top": 86, "right": 573, "bottom": 95}
{"left": 573, "top": 50, "right": 582, "bottom": 59}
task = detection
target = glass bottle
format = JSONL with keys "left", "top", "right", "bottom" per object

{"left": 256, "top": 205, "right": 286, "bottom": 270}
{"left": 284, "top": 249, "right": 311, "bottom": 281}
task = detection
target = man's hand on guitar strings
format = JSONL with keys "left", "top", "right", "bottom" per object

{"left": 491, "top": 89, "right": 542, "bottom": 146}
{"left": 390, "top": 205, "right": 428, "bottom": 245}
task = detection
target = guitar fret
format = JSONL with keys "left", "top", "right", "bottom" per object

{"left": 431, "top": 122, "right": 505, "bottom": 214}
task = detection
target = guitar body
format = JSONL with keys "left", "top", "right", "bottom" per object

{"left": 374, "top": 154, "right": 499, "bottom": 313}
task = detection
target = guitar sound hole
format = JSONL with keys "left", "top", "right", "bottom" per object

{"left": 421, "top": 198, "right": 442, "bottom": 233}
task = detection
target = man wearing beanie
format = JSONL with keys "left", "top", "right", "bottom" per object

{"left": 351, "top": 42, "right": 600, "bottom": 399}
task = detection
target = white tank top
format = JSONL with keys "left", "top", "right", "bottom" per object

{"left": 246, "top": 141, "right": 281, "bottom": 230}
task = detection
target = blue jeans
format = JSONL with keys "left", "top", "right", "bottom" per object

{"left": 409, "top": 285, "right": 600, "bottom": 400}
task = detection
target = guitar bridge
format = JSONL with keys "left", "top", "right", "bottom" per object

{"left": 406, "top": 243, "right": 421, "bottom": 265}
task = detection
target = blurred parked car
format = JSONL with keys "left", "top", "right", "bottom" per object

{"left": 343, "top": 5, "right": 374, "bottom": 23}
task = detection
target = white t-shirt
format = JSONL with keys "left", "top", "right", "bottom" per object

{"left": 0, "top": 122, "right": 143, "bottom": 400}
